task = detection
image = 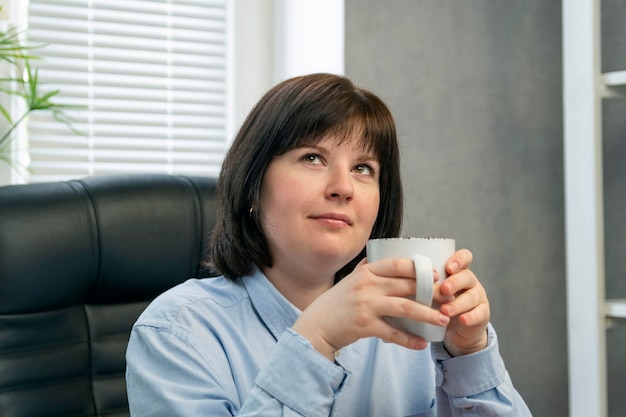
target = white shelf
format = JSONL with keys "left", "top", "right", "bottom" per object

{"left": 606, "top": 299, "right": 626, "bottom": 319}
{"left": 603, "top": 70, "right": 626, "bottom": 87}
{"left": 601, "top": 71, "right": 626, "bottom": 98}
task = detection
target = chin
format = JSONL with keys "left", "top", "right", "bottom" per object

{"left": 313, "top": 245, "right": 361, "bottom": 266}
{"left": 301, "top": 233, "right": 364, "bottom": 259}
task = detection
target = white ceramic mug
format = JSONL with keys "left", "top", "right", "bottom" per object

{"left": 366, "top": 237, "right": 456, "bottom": 342}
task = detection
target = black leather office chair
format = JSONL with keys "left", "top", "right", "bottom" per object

{"left": 0, "top": 174, "right": 218, "bottom": 417}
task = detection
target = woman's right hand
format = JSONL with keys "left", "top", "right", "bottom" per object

{"left": 291, "top": 258, "right": 450, "bottom": 361}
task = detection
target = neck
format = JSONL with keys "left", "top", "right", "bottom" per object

{"left": 262, "top": 265, "right": 335, "bottom": 311}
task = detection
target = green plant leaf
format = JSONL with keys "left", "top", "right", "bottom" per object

{"left": 0, "top": 26, "right": 44, "bottom": 64}
{"left": 0, "top": 22, "right": 82, "bottom": 173}
{"left": 0, "top": 105, "right": 12, "bottom": 124}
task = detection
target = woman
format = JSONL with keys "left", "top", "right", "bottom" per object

{"left": 126, "top": 73, "right": 532, "bottom": 416}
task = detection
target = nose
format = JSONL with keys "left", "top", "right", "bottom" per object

{"left": 326, "top": 167, "right": 354, "bottom": 201}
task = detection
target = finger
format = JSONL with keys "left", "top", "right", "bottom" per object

{"left": 433, "top": 267, "right": 441, "bottom": 283}
{"left": 439, "top": 268, "right": 477, "bottom": 296}
{"left": 383, "top": 296, "right": 450, "bottom": 328}
{"left": 432, "top": 283, "right": 455, "bottom": 304}
{"left": 373, "top": 320, "right": 430, "bottom": 351}
{"left": 456, "top": 302, "right": 490, "bottom": 327}
{"left": 365, "top": 257, "right": 416, "bottom": 278}
{"left": 361, "top": 258, "right": 418, "bottom": 297}
{"left": 446, "top": 248, "right": 473, "bottom": 275}
{"left": 440, "top": 284, "right": 487, "bottom": 318}
{"left": 372, "top": 275, "right": 416, "bottom": 298}
{"left": 351, "top": 264, "right": 414, "bottom": 299}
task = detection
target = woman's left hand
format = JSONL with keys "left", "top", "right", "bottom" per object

{"left": 436, "top": 249, "right": 490, "bottom": 356}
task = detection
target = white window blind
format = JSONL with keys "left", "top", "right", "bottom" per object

{"left": 26, "top": 0, "right": 228, "bottom": 183}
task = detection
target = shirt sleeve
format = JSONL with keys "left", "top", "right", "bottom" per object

{"left": 126, "top": 323, "right": 240, "bottom": 416}
{"left": 430, "top": 323, "right": 533, "bottom": 416}
{"left": 126, "top": 325, "right": 346, "bottom": 417}
{"left": 239, "top": 328, "right": 347, "bottom": 417}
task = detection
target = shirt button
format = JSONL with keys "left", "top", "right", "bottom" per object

{"left": 334, "top": 350, "right": 341, "bottom": 358}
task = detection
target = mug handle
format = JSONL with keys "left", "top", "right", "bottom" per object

{"left": 412, "top": 255, "right": 434, "bottom": 307}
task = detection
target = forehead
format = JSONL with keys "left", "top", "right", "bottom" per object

{"left": 295, "top": 124, "right": 378, "bottom": 158}
{"left": 309, "top": 134, "right": 377, "bottom": 157}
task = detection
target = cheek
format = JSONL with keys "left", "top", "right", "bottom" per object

{"left": 259, "top": 178, "right": 304, "bottom": 229}
{"left": 360, "top": 189, "right": 381, "bottom": 229}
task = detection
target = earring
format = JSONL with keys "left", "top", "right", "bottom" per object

{"left": 249, "top": 205, "right": 254, "bottom": 215}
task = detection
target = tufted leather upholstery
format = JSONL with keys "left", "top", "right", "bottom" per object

{"left": 0, "top": 174, "right": 218, "bottom": 417}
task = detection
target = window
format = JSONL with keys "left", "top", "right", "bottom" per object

{"left": 26, "top": 0, "right": 229, "bottom": 182}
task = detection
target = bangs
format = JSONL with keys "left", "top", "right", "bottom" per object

{"left": 287, "top": 101, "right": 396, "bottom": 167}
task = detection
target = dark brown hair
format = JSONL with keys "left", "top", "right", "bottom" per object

{"left": 207, "top": 73, "right": 403, "bottom": 280}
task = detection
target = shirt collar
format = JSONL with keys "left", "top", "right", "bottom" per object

{"left": 242, "top": 267, "right": 301, "bottom": 341}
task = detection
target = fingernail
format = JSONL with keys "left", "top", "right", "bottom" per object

{"left": 448, "top": 261, "right": 459, "bottom": 273}
{"left": 439, "top": 314, "right": 450, "bottom": 325}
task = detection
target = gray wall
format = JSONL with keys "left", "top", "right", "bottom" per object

{"left": 345, "top": 2, "right": 566, "bottom": 416}
{"left": 602, "top": 2, "right": 626, "bottom": 415}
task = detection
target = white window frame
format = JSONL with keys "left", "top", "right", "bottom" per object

{"left": 0, "top": 0, "right": 343, "bottom": 185}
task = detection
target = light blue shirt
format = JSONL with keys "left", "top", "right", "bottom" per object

{"left": 126, "top": 268, "right": 532, "bottom": 416}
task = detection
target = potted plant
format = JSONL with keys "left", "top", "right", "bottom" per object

{"left": 0, "top": 11, "right": 78, "bottom": 173}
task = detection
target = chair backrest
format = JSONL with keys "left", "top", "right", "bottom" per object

{"left": 0, "top": 174, "right": 218, "bottom": 417}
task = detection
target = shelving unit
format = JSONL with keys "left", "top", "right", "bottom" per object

{"left": 564, "top": 1, "right": 626, "bottom": 417}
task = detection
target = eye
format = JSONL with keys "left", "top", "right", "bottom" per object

{"left": 302, "top": 153, "right": 323, "bottom": 165}
{"left": 354, "top": 163, "right": 375, "bottom": 176}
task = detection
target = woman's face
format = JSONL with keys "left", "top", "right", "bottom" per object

{"left": 259, "top": 134, "right": 381, "bottom": 280}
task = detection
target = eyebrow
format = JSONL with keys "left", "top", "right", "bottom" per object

{"left": 301, "top": 143, "right": 379, "bottom": 162}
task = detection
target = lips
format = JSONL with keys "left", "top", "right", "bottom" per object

{"left": 311, "top": 213, "right": 353, "bottom": 226}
